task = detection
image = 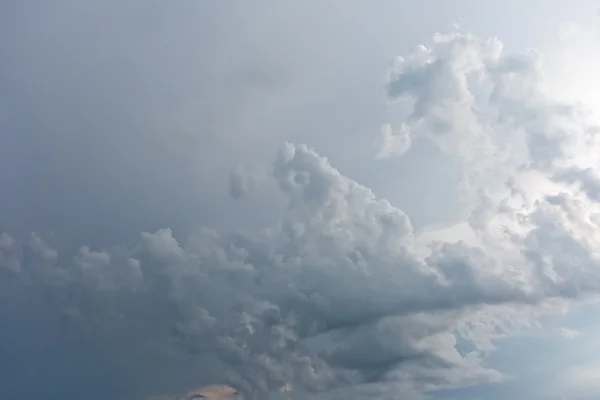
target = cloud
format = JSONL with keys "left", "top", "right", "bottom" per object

{"left": 3, "top": 29, "right": 600, "bottom": 400}
{"left": 0, "top": 233, "right": 20, "bottom": 275}
{"left": 375, "top": 123, "right": 412, "bottom": 159}
{"left": 555, "top": 327, "right": 581, "bottom": 339}
{"left": 229, "top": 164, "right": 266, "bottom": 200}
{"left": 1, "top": 142, "right": 595, "bottom": 399}
{"left": 385, "top": 32, "right": 599, "bottom": 203}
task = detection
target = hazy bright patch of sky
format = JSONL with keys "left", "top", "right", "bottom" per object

{"left": 2, "top": 1, "right": 600, "bottom": 399}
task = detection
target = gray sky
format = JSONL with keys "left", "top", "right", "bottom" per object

{"left": 2, "top": 1, "right": 600, "bottom": 399}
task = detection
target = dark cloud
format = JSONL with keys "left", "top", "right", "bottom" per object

{"left": 1, "top": 140, "right": 597, "bottom": 399}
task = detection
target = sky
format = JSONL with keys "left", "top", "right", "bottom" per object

{"left": 2, "top": 1, "right": 600, "bottom": 399}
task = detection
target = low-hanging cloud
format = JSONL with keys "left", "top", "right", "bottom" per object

{"left": 3, "top": 30, "right": 600, "bottom": 400}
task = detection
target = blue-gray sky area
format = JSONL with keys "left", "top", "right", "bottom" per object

{"left": 2, "top": 1, "right": 600, "bottom": 399}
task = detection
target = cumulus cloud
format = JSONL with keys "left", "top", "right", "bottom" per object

{"left": 229, "top": 164, "right": 266, "bottom": 200}
{"left": 3, "top": 30, "right": 600, "bottom": 400}
{"left": 375, "top": 123, "right": 412, "bottom": 159}
{"left": 385, "top": 32, "right": 599, "bottom": 206}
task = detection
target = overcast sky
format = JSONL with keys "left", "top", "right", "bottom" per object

{"left": 2, "top": 1, "right": 600, "bottom": 399}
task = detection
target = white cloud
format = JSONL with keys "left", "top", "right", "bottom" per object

{"left": 375, "top": 123, "right": 412, "bottom": 159}
{"left": 555, "top": 327, "right": 581, "bottom": 339}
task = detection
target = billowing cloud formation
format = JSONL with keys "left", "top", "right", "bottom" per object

{"left": 3, "top": 31, "right": 600, "bottom": 400}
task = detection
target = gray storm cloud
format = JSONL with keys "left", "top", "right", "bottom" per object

{"left": 3, "top": 30, "right": 600, "bottom": 400}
